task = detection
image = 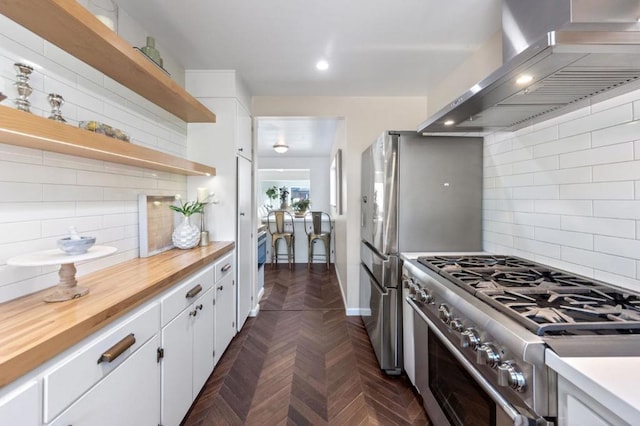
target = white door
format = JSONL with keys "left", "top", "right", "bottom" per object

{"left": 215, "top": 273, "right": 236, "bottom": 365}
{"left": 161, "top": 308, "right": 193, "bottom": 426}
{"left": 237, "top": 156, "right": 253, "bottom": 330}
{"left": 50, "top": 336, "right": 161, "bottom": 426}
{"left": 192, "top": 287, "right": 215, "bottom": 396}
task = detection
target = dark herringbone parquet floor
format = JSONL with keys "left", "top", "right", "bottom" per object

{"left": 182, "top": 264, "right": 428, "bottom": 426}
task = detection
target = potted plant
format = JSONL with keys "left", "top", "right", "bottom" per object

{"left": 265, "top": 185, "right": 279, "bottom": 209}
{"left": 292, "top": 199, "right": 311, "bottom": 217}
{"left": 278, "top": 186, "right": 290, "bottom": 209}
{"left": 169, "top": 194, "right": 204, "bottom": 249}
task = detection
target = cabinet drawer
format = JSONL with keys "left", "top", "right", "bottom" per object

{"left": 43, "top": 302, "right": 160, "bottom": 423}
{"left": 214, "top": 252, "right": 234, "bottom": 283}
{"left": 0, "top": 380, "right": 39, "bottom": 426}
{"left": 161, "top": 265, "right": 214, "bottom": 326}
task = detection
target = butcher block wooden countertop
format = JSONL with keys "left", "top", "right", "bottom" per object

{"left": 0, "top": 241, "right": 234, "bottom": 388}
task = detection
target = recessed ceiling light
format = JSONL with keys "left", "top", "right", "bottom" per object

{"left": 444, "top": 120, "right": 455, "bottom": 126}
{"left": 316, "top": 60, "right": 329, "bottom": 71}
{"left": 516, "top": 74, "right": 533, "bottom": 85}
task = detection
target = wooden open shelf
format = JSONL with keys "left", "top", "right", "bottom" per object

{"left": 0, "top": 106, "right": 216, "bottom": 176}
{"left": 0, "top": 0, "right": 216, "bottom": 123}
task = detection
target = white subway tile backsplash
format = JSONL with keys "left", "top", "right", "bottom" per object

{"left": 558, "top": 104, "right": 632, "bottom": 138}
{"left": 0, "top": 160, "right": 77, "bottom": 184}
{"left": 559, "top": 142, "right": 633, "bottom": 168}
{"left": 484, "top": 210, "right": 515, "bottom": 223}
{"left": 593, "top": 270, "right": 640, "bottom": 292}
{"left": 0, "top": 182, "right": 42, "bottom": 202}
{"left": 483, "top": 231, "right": 515, "bottom": 247}
{"left": 534, "top": 228, "right": 593, "bottom": 250}
{"left": 483, "top": 177, "right": 495, "bottom": 189}
{"left": 511, "top": 156, "right": 559, "bottom": 175}
{"left": 484, "top": 220, "right": 535, "bottom": 239}
{"left": 483, "top": 188, "right": 512, "bottom": 200}
{"left": 594, "top": 235, "right": 640, "bottom": 260}
{"left": 533, "top": 133, "right": 590, "bottom": 158}
{"left": 534, "top": 200, "right": 592, "bottom": 216}
{"left": 492, "top": 200, "right": 534, "bottom": 213}
{"left": 513, "top": 212, "right": 561, "bottom": 228}
{"left": 561, "top": 216, "right": 635, "bottom": 239}
{"left": 562, "top": 246, "right": 636, "bottom": 278}
{"left": 512, "top": 185, "right": 559, "bottom": 200}
{"left": 0, "top": 6, "right": 190, "bottom": 303}
{"left": 594, "top": 200, "right": 640, "bottom": 219}
{"left": 41, "top": 216, "right": 103, "bottom": 237}
{"left": 559, "top": 181, "right": 634, "bottom": 200}
{"left": 533, "top": 167, "right": 591, "bottom": 185}
{"left": 514, "top": 237, "right": 561, "bottom": 258}
{"left": 511, "top": 125, "right": 558, "bottom": 148}
{"left": 593, "top": 160, "right": 640, "bottom": 182}
{"left": 484, "top": 88, "right": 640, "bottom": 288}
{"left": 592, "top": 119, "right": 640, "bottom": 148}
{"left": 494, "top": 173, "right": 534, "bottom": 188}
{"left": 485, "top": 139, "right": 512, "bottom": 156}
{"left": 43, "top": 184, "right": 105, "bottom": 202}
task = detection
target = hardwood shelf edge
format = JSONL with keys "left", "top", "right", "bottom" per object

{"left": 0, "top": 0, "right": 216, "bottom": 123}
{"left": 0, "top": 106, "right": 216, "bottom": 176}
{"left": 0, "top": 242, "right": 235, "bottom": 387}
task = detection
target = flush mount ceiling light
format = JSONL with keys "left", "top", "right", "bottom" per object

{"left": 316, "top": 60, "right": 329, "bottom": 71}
{"left": 273, "top": 140, "right": 289, "bottom": 153}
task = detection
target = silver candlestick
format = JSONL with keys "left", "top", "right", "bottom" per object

{"left": 14, "top": 63, "right": 34, "bottom": 113}
{"left": 48, "top": 93, "right": 66, "bottom": 122}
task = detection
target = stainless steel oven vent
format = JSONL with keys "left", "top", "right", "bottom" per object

{"left": 418, "top": 0, "right": 640, "bottom": 134}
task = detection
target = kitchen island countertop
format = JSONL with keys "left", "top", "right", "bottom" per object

{"left": 0, "top": 241, "right": 234, "bottom": 388}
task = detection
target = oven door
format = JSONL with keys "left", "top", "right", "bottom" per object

{"left": 409, "top": 298, "right": 549, "bottom": 426}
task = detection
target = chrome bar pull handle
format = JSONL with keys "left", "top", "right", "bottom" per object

{"left": 186, "top": 284, "right": 202, "bottom": 298}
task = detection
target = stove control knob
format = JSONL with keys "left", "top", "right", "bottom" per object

{"left": 497, "top": 362, "right": 526, "bottom": 392}
{"left": 476, "top": 343, "right": 501, "bottom": 368}
{"left": 415, "top": 289, "right": 432, "bottom": 304}
{"left": 460, "top": 328, "right": 481, "bottom": 350}
{"left": 438, "top": 304, "right": 452, "bottom": 324}
{"left": 409, "top": 283, "right": 419, "bottom": 297}
{"left": 449, "top": 319, "right": 463, "bottom": 332}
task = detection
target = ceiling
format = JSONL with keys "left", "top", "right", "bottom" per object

{"left": 115, "top": 0, "right": 501, "bottom": 157}
{"left": 116, "top": 0, "right": 502, "bottom": 97}
{"left": 255, "top": 117, "right": 341, "bottom": 158}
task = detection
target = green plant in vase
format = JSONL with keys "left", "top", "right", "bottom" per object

{"left": 265, "top": 185, "right": 279, "bottom": 209}
{"left": 292, "top": 199, "right": 311, "bottom": 216}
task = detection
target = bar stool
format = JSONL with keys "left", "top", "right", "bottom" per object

{"left": 304, "top": 211, "right": 333, "bottom": 270}
{"left": 266, "top": 210, "right": 295, "bottom": 269}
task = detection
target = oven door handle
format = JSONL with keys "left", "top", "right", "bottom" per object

{"left": 407, "top": 298, "right": 547, "bottom": 426}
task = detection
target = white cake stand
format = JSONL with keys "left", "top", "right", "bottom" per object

{"left": 7, "top": 246, "right": 117, "bottom": 303}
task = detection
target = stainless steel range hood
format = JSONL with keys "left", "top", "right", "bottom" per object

{"left": 418, "top": 0, "right": 640, "bottom": 134}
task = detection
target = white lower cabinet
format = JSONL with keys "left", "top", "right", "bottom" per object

{"left": 49, "top": 335, "right": 161, "bottom": 426}
{"left": 160, "top": 266, "right": 215, "bottom": 426}
{"left": 0, "top": 380, "right": 39, "bottom": 426}
{"left": 1, "top": 258, "right": 238, "bottom": 426}
{"left": 557, "top": 375, "right": 628, "bottom": 426}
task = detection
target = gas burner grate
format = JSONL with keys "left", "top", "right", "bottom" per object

{"left": 417, "top": 255, "right": 540, "bottom": 272}
{"left": 478, "top": 288, "right": 640, "bottom": 336}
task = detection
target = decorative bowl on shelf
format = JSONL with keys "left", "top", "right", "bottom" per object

{"left": 57, "top": 236, "right": 96, "bottom": 255}
{"left": 79, "top": 120, "right": 130, "bottom": 142}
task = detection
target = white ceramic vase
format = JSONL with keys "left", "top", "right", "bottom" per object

{"left": 172, "top": 215, "right": 200, "bottom": 249}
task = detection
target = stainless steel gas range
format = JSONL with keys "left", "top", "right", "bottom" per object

{"left": 402, "top": 254, "right": 640, "bottom": 426}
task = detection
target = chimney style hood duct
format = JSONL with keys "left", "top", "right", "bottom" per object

{"left": 418, "top": 0, "right": 640, "bottom": 134}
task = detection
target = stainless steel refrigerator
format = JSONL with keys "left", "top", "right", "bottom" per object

{"left": 360, "top": 131, "right": 483, "bottom": 374}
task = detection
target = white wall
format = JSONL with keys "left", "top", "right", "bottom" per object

{"left": 483, "top": 86, "right": 640, "bottom": 292}
{"left": 258, "top": 156, "right": 331, "bottom": 213}
{"left": 252, "top": 97, "right": 428, "bottom": 313}
{"left": 0, "top": 12, "right": 190, "bottom": 302}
